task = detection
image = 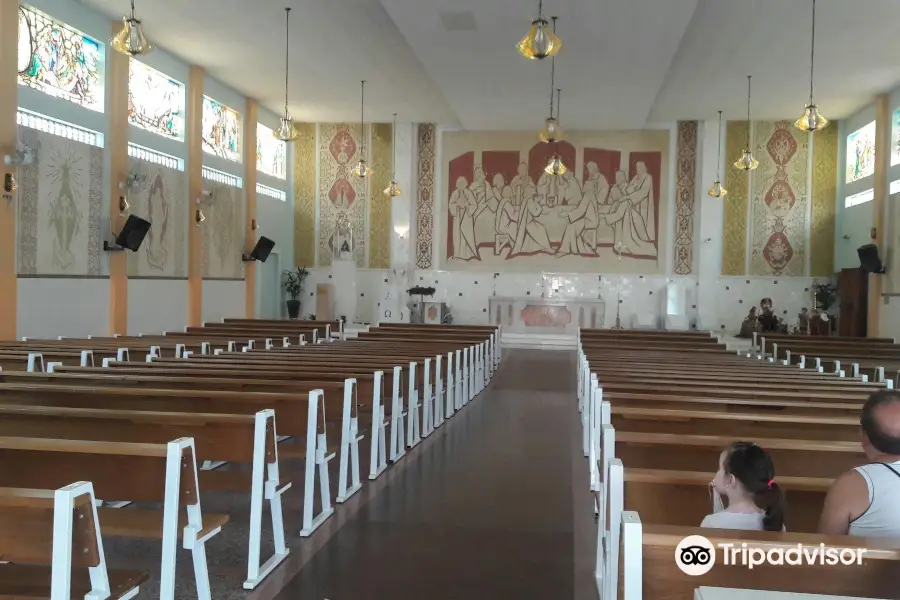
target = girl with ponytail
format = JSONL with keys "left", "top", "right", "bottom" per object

{"left": 701, "top": 441, "right": 787, "bottom": 532}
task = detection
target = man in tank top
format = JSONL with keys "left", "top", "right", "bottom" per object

{"left": 819, "top": 389, "right": 900, "bottom": 537}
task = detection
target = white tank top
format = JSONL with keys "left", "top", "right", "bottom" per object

{"left": 849, "top": 461, "right": 900, "bottom": 538}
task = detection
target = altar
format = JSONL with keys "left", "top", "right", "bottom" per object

{"left": 489, "top": 296, "right": 605, "bottom": 335}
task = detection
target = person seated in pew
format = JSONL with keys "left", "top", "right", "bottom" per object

{"left": 819, "top": 389, "right": 900, "bottom": 537}
{"left": 701, "top": 441, "right": 786, "bottom": 532}
{"left": 757, "top": 298, "right": 781, "bottom": 333}
{"left": 737, "top": 307, "right": 760, "bottom": 339}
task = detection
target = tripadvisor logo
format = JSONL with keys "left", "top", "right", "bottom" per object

{"left": 675, "top": 535, "right": 866, "bottom": 576}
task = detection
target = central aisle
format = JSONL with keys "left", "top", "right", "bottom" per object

{"left": 270, "top": 348, "right": 585, "bottom": 600}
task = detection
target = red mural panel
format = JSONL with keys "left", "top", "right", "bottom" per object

{"left": 446, "top": 152, "right": 475, "bottom": 261}
{"left": 527, "top": 141, "right": 576, "bottom": 184}
{"left": 628, "top": 151, "right": 662, "bottom": 245}
{"left": 481, "top": 151, "right": 520, "bottom": 189}
{"left": 583, "top": 148, "right": 621, "bottom": 186}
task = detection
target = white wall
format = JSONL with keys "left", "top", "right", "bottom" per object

{"left": 127, "top": 279, "right": 189, "bottom": 334}
{"left": 202, "top": 280, "right": 244, "bottom": 323}
{"left": 18, "top": 279, "right": 109, "bottom": 339}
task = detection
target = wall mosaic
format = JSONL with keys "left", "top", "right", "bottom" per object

{"left": 201, "top": 184, "right": 243, "bottom": 279}
{"left": 673, "top": 121, "right": 697, "bottom": 275}
{"left": 368, "top": 123, "right": 392, "bottom": 269}
{"left": 292, "top": 123, "right": 317, "bottom": 269}
{"left": 17, "top": 126, "right": 102, "bottom": 275}
{"left": 125, "top": 159, "right": 187, "bottom": 278}
{"left": 415, "top": 124, "right": 436, "bottom": 269}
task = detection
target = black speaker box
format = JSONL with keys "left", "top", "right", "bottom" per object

{"left": 857, "top": 244, "right": 884, "bottom": 273}
{"left": 249, "top": 236, "right": 275, "bottom": 262}
{"left": 114, "top": 215, "right": 151, "bottom": 251}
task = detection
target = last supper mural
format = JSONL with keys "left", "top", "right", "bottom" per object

{"left": 439, "top": 130, "right": 670, "bottom": 273}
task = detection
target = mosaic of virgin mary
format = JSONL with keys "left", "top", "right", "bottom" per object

{"left": 144, "top": 173, "right": 169, "bottom": 271}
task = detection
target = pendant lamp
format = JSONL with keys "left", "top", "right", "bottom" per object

{"left": 111, "top": 0, "right": 151, "bottom": 56}
{"left": 544, "top": 88, "right": 567, "bottom": 175}
{"left": 539, "top": 17, "right": 562, "bottom": 143}
{"left": 708, "top": 110, "right": 728, "bottom": 197}
{"left": 384, "top": 113, "right": 401, "bottom": 197}
{"left": 273, "top": 7, "right": 299, "bottom": 142}
{"left": 351, "top": 80, "right": 373, "bottom": 178}
{"left": 516, "top": 0, "right": 562, "bottom": 60}
{"left": 733, "top": 76, "right": 759, "bottom": 172}
{"left": 794, "top": 0, "right": 828, "bottom": 132}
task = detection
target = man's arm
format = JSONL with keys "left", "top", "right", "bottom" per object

{"left": 818, "top": 470, "right": 869, "bottom": 535}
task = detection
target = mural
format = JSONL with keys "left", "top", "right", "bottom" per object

{"left": 846, "top": 121, "right": 875, "bottom": 184}
{"left": 257, "top": 123, "right": 287, "bottom": 179}
{"left": 17, "top": 127, "right": 103, "bottom": 275}
{"left": 202, "top": 184, "right": 243, "bottom": 279}
{"left": 17, "top": 5, "right": 105, "bottom": 112}
{"left": 125, "top": 159, "right": 187, "bottom": 277}
{"left": 292, "top": 123, "right": 316, "bottom": 269}
{"left": 316, "top": 123, "right": 368, "bottom": 267}
{"left": 415, "top": 124, "right": 436, "bottom": 269}
{"left": 128, "top": 59, "right": 184, "bottom": 141}
{"left": 201, "top": 96, "right": 241, "bottom": 162}
{"left": 673, "top": 121, "right": 698, "bottom": 275}
{"left": 748, "top": 122, "right": 809, "bottom": 277}
{"left": 440, "top": 130, "right": 669, "bottom": 273}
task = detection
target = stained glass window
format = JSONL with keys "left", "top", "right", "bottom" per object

{"left": 846, "top": 121, "right": 876, "bottom": 184}
{"left": 129, "top": 59, "right": 184, "bottom": 141}
{"left": 257, "top": 123, "right": 287, "bottom": 179}
{"left": 891, "top": 108, "right": 900, "bottom": 167}
{"left": 17, "top": 5, "right": 105, "bottom": 112}
{"left": 202, "top": 96, "right": 241, "bottom": 162}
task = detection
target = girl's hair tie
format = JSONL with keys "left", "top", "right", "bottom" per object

{"left": 767, "top": 479, "right": 775, "bottom": 488}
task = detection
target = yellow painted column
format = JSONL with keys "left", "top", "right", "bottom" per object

{"left": 107, "top": 20, "right": 129, "bottom": 335}
{"left": 0, "top": 0, "right": 20, "bottom": 340}
{"left": 187, "top": 66, "right": 204, "bottom": 326}
{"left": 243, "top": 100, "right": 258, "bottom": 318}
{"left": 868, "top": 94, "right": 889, "bottom": 337}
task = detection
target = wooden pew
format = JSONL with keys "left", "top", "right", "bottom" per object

{"left": 0, "top": 482, "right": 149, "bottom": 600}
{"left": 0, "top": 400, "right": 290, "bottom": 588}
{"left": 0, "top": 381, "right": 344, "bottom": 538}
{"left": 0, "top": 436, "right": 220, "bottom": 600}
{"left": 223, "top": 318, "right": 344, "bottom": 340}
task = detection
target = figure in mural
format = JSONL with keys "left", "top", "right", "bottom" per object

{"left": 510, "top": 162, "right": 535, "bottom": 207}
{"left": 557, "top": 170, "right": 601, "bottom": 256}
{"left": 510, "top": 179, "right": 552, "bottom": 256}
{"left": 449, "top": 176, "right": 478, "bottom": 260}
{"left": 211, "top": 188, "right": 235, "bottom": 269}
{"left": 145, "top": 174, "right": 169, "bottom": 271}
{"left": 584, "top": 162, "right": 610, "bottom": 206}
{"left": 600, "top": 162, "right": 656, "bottom": 256}
{"left": 493, "top": 173, "right": 518, "bottom": 251}
{"left": 47, "top": 156, "right": 83, "bottom": 271}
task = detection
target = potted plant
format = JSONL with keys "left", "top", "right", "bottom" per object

{"left": 812, "top": 282, "right": 838, "bottom": 316}
{"left": 282, "top": 267, "right": 309, "bottom": 319}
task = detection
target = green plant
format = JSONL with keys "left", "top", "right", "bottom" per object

{"left": 282, "top": 267, "right": 310, "bottom": 301}
{"left": 813, "top": 282, "right": 838, "bottom": 313}
{"left": 308, "top": 313, "right": 316, "bottom": 320}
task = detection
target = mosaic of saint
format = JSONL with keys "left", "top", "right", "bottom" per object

{"left": 128, "top": 59, "right": 184, "bottom": 141}
{"left": 846, "top": 121, "right": 875, "bottom": 184}
{"left": 17, "top": 5, "right": 105, "bottom": 112}
{"left": 201, "top": 96, "right": 241, "bottom": 162}
{"left": 257, "top": 123, "right": 287, "bottom": 179}
{"left": 45, "top": 144, "right": 85, "bottom": 271}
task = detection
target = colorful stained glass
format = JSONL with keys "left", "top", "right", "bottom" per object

{"left": 17, "top": 5, "right": 105, "bottom": 112}
{"left": 846, "top": 121, "right": 876, "bottom": 184}
{"left": 891, "top": 108, "right": 900, "bottom": 167}
{"left": 202, "top": 96, "right": 241, "bottom": 162}
{"left": 256, "top": 123, "right": 287, "bottom": 179}
{"left": 129, "top": 59, "right": 184, "bottom": 141}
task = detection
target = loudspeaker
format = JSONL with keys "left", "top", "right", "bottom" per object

{"left": 247, "top": 236, "right": 275, "bottom": 262}
{"left": 857, "top": 243, "right": 884, "bottom": 273}
{"left": 114, "top": 215, "right": 151, "bottom": 251}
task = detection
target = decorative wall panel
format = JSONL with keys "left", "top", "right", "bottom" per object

{"left": 674, "top": 121, "right": 697, "bottom": 275}
{"left": 316, "top": 123, "right": 368, "bottom": 267}
{"left": 201, "top": 184, "right": 243, "bottom": 279}
{"left": 17, "top": 127, "right": 103, "bottom": 275}
{"left": 126, "top": 159, "right": 187, "bottom": 277}
{"left": 748, "top": 121, "right": 809, "bottom": 277}
{"left": 722, "top": 121, "right": 749, "bottom": 275}
{"left": 292, "top": 123, "right": 316, "bottom": 269}
{"left": 369, "top": 123, "right": 392, "bottom": 269}
{"left": 439, "top": 129, "right": 669, "bottom": 273}
{"left": 810, "top": 125, "right": 837, "bottom": 277}
{"left": 415, "top": 124, "right": 436, "bottom": 269}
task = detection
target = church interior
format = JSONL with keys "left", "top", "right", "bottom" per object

{"left": 2, "top": 0, "right": 900, "bottom": 598}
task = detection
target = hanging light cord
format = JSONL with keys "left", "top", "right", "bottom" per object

{"left": 392, "top": 113, "right": 397, "bottom": 179}
{"left": 130, "top": 0, "right": 136, "bottom": 18}
{"left": 556, "top": 88, "right": 561, "bottom": 124}
{"left": 809, "top": 0, "right": 816, "bottom": 104}
{"left": 283, "top": 7, "right": 291, "bottom": 117}
{"left": 360, "top": 80, "right": 366, "bottom": 159}
{"left": 537, "top": 0, "right": 543, "bottom": 19}
{"left": 548, "top": 17, "right": 557, "bottom": 116}
{"left": 745, "top": 75, "right": 752, "bottom": 147}
{"left": 716, "top": 110, "right": 723, "bottom": 179}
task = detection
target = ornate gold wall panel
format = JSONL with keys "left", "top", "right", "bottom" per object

{"left": 673, "top": 121, "right": 697, "bottom": 275}
{"left": 292, "top": 123, "right": 316, "bottom": 269}
{"left": 369, "top": 123, "right": 392, "bottom": 269}
{"left": 722, "top": 121, "right": 749, "bottom": 275}
{"left": 810, "top": 126, "right": 837, "bottom": 277}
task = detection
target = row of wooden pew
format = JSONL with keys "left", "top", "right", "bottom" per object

{"left": 576, "top": 328, "right": 900, "bottom": 600}
{"left": 0, "top": 320, "right": 499, "bottom": 600}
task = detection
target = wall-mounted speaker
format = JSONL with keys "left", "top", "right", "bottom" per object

{"left": 111, "top": 215, "right": 151, "bottom": 251}
{"left": 857, "top": 243, "right": 885, "bottom": 273}
{"left": 243, "top": 236, "right": 275, "bottom": 262}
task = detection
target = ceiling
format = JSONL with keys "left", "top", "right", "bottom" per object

{"left": 80, "top": 0, "right": 900, "bottom": 130}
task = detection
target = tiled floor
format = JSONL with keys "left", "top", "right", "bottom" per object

{"left": 263, "top": 348, "right": 594, "bottom": 600}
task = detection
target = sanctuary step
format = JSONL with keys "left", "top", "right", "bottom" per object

{"left": 501, "top": 332, "right": 576, "bottom": 350}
